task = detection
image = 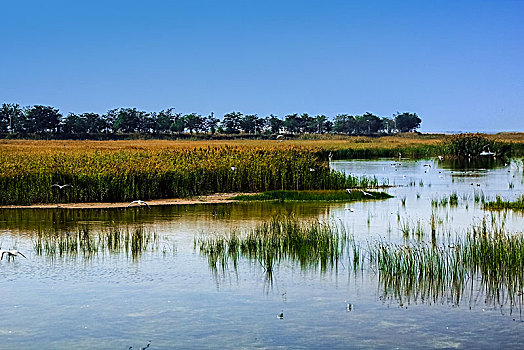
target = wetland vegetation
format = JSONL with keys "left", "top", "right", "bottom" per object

{"left": 231, "top": 189, "right": 392, "bottom": 202}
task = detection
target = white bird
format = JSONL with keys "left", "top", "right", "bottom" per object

{"left": 0, "top": 249, "right": 27, "bottom": 261}
{"left": 127, "top": 200, "right": 151, "bottom": 208}
{"left": 480, "top": 150, "right": 496, "bottom": 156}
{"left": 230, "top": 166, "right": 237, "bottom": 171}
{"left": 309, "top": 168, "right": 315, "bottom": 172}
{"left": 346, "top": 189, "right": 352, "bottom": 194}
{"left": 361, "top": 190, "right": 373, "bottom": 197}
{"left": 51, "top": 184, "right": 73, "bottom": 189}
{"left": 438, "top": 156, "right": 444, "bottom": 160}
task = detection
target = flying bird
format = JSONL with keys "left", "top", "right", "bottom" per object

{"left": 230, "top": 166, "right": 237, "bottom": 171}
{"left": 127, "top": 200, "right": 151, "bottom": 208}
{"left": 361, "top": 190, "right": 374, "bottom": 197}
{"left": 0, "top": 249, "right": 27, "bottom": 261}
{"left": 51, "top": 184, "right": 73, "bottom": 189}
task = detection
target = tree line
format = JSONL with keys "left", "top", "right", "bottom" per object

{"left": 0, "top": 103, "right": 421, "bottom": 137}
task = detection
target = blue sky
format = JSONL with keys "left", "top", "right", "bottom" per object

{"left": 1, "top": 0, "right": 523, "bottom": 132}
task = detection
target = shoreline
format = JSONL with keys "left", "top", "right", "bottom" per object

{"left": 0, "top": 193, "right": 243, "bottom": 210}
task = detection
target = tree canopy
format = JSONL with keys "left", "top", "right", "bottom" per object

{"left": 0, "top": 103, "right": 422, "bottom": 138}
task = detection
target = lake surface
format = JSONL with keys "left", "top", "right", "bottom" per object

{"left": 1, "top": 158, "right": 523, "bottom": 349}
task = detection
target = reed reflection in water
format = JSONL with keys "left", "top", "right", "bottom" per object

{"left": 32, "top": 227, "right": 172, "bottom": 261}
{"left": 196, "top": 217, "right": 524, "bottom": 316}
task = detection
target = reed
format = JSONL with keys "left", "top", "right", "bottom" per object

{"left": 371, "top": 219, "right": 524, "bottom": 308}
{"left": 231, "top": 189, "right": 392, "bottom": 202}
{"left": 195, "top": 217, "right": 347, "bottom": 279}
{"left": 0, "top": 145, "right": 365, "bottom": 205}
{"left": 484, "top": 195, "right": 524, "bottom": 211}
{"left": 196, "top": 215, "right": 524, "bottom": 309}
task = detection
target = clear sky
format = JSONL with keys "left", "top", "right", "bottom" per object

{"left": 1, "top": 0, "right": 523, "bottom": 132}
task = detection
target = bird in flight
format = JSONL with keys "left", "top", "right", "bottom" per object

{"left": 0, "top": 249, "right": 27, "bottom": 261}
{"left": 127, "top": 200, "right": 151, "bottom": 208}
{"left": 51, "top": 184, "right": 73, "bottom": 189}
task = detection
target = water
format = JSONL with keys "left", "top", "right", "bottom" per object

{"left": 1, "top": 158, "right": 523, "bottom": 349}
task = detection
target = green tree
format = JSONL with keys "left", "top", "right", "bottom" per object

{"left": 301, "top": 113, "right": 316, "bottom": 133}
{"left": 113, "top": 108, "right": 149, "bottom": 133}
{"left": 394, "top": 112, "right": 421, "bottom": 132}
{"left": 0, "top": 103, "right": 23, "bottom": 133}
{"left": 265, "top": 114, "right": 283, "bottom": 134}
{"left": 240, "top": 114, "right": 260, "bottom": 134}
{"left": 205, "top": 112, "right": 219, "bottom": 134}
{"left": 152, "top": 109, "right": 176, "bottom": 133}
{"left": 221, "top": 111, "right": 243, "bottom": 134}
{"left": 284, "top": 113, "right": 302, "bottom": 133}
{"left": 355, "top": 112, "right": 381, "bottom": 135}
{"left": 333, "top": 114, "right": 356, "bottom": 134}
{"left": 62, "top": 113, "right": 88, "bottom": 134}
{"left": 184, "top": 113, "right": 205, "bottom": 134}
{"left": 170, "top": 113, "right": 185, "bottom": 133}
{"left": 83, "top": 113, "right": 107, "bottom": 133}
{"left": 24, "top": 105, "right": 61, "bottom": 133}
{"left": 312, "top": 115, "right": 329, "bottom": 133}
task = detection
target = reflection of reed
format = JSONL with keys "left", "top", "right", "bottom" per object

{"left": 197, "top": 216, "right": 524, "bottom": 313}
{"left": 195, "top": 217, "right": 348, "bottom": 283}
{"left": 33, "top": 227, "right": 161, "bottom": 260}
{"left": 372, "top": 219, "right": 524, "bottom": 312}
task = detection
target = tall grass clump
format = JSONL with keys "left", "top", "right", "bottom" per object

{"left": 0, "top": 146, "right": 366, "bottom": 205}
{"left": 484, "top": 195, "right": 524, "bottom": 211}
{"left": 442, "top": 133, "right": 511, "bottom": 158}
{"left": 371, "top": 219, "right": 524, "bottom": 308}
{"left": 195, "top": 217, "right": 347, "bottom": 279}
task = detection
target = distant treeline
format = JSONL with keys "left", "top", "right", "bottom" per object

{"left": 0, "top": 103, "right": 421, "bottom": 138}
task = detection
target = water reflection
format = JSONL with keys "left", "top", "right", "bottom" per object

{"left": 1, "top": 158, "right": 524, "bottom": 349}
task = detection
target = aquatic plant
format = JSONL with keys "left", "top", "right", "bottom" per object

{"left": 442, "top": 133, "right": 511, "bottom": 158}
{"left": 484, "top": 195, "right": 524, "bottom": 211}
{"left": 195, "top": 217, "right": 347, "bottom": 280}
{"left": 371, "top": 218, "right": 524, "bottom": 309}
{"left": 231, "top": 189, "right": 392, "bottom": 202}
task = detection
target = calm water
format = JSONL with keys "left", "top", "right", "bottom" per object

{"left": 1, "top": 158, "right": 523, "bottom": 349}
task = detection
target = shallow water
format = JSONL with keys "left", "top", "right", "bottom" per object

{"left": 1, "top": 158, "right": 523, "bottom": 349}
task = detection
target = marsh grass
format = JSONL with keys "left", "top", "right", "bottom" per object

{"left": 372, "top": 218, "right": 524, "bottom": 309}
{"left": 231, "top": 189, "right": 392, "bottom": 202}
{"left": 195, "top": 217, "right": 348, "bottom": 281}
{"left": 197, "top": 215, "right": 524, "bottom": 310}
{"left": 0, "top": 146, "right": 380, "bottom": 205}
{"left": 33, "top": 227, "right": 161, "bottom": 260}
{"left": 484, "top": 195, "right": 524, "bottom": 211}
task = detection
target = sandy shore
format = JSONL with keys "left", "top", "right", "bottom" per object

{"left": 0, "top": 193, "right": 244, "bottom": 209}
